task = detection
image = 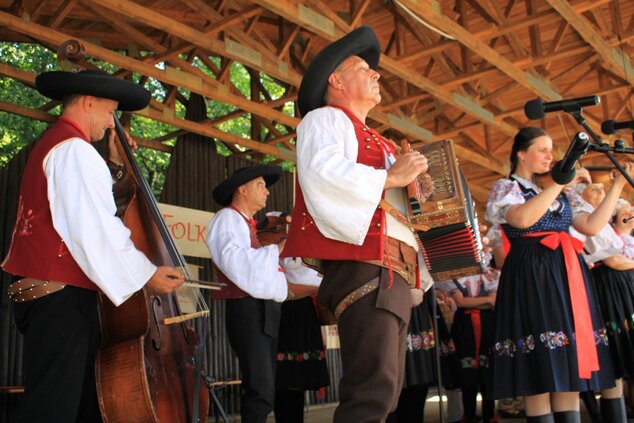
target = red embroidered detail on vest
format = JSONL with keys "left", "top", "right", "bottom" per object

{"left": 14, "top": 197, "right": 36, "bottom": 236}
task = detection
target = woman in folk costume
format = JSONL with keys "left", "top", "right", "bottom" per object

{"left": 485, "top": 126, "right": 634, "bottom": 423}
{"left": 274, "top": 257, "right": 330, "bottom": 423}
{"left": 580, "top": 183, "right": 634, "bottom": 422}
{"left": 437, "top": 249, "right": 499, "bottom": 423}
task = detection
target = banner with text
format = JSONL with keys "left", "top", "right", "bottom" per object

{"left": 157, "top": 202, "right": 214, "bottom": 259}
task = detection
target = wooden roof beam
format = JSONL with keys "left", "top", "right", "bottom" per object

{"left": 545, "top": 0, "right": 634, "bottom": 86}
{"left": 397, "top": 0, "right": 611, "bottom": 63}
{"left": 350, "top": 0, "right": 372, "bottom": 28}
{"left": 251, "top": 0, "right": 517, "bottom": 142}
{"left": 137, "top": 106, "right": 295, "bottom": 161}
{"left": 399, "top": 0, "right": 563, "bottom": 102}
{"left": 0, "top": 11, "right": 300, "bottom": 130}
{"left": 90, "top": 0, "right": 302, "bottom": 86}
{"left": 49, "top": 0, "right": 79, "bottom": 29}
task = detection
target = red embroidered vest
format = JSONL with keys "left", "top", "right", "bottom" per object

{"left": 281, "top": 106, "right": 386, "bottom": 262}
{"left": 212, "top": 208, "right": 259, "bottom": 299}
{"left": 2, "top": 118, "right": 99, "bottom": 291}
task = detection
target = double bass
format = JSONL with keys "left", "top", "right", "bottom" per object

{"left": 96, "top": 116, "right": 212, "bottom": 423}
{"left": 55, "top": 40, "right": 218, "bottom": 423}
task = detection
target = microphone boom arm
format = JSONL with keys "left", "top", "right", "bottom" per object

{"left": 567, "top": 110, "right": 634, "bottom": 189}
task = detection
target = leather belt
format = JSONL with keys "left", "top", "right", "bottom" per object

{"left": 334, "top": 278, "right": 380, "bottom": 320}
{"left": 8, "top": 278, "right": 66, "bottom": 303}
{"left": 360, "top": 237, "right": 418, "bottom": 288}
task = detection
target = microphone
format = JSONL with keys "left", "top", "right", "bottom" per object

{"left": 550, "top": 132, "right": 590, "bottom": 185}
{"left": 623, "top": 216, "right": 634, "bottom": 224}
{"left": 601, "top": 119, "right": 634, "bottom": 135}
{"left": 524, "top": 96, "right": 600, "bottom": 120}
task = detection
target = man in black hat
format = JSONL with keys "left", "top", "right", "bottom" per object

{"left": 2, "top": 70, "right": 185, "bottom": 422}
{"left": 282, "top": 26, "right": 429, "bottom": 421}
{"left": 206, "top": 165, "right": 291, "bottom": 423}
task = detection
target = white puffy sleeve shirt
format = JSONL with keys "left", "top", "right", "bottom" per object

{"left": 584, "top": 222, "right": 623, "bottom": 264}
{"left": 206, "top": 208, "right": 288, "bottom": 301}
{"left": 281, "top": 257, "right": 322, "bottom": 287}
{"left": 46, "top": 139, "right": 157, "bottom": 306}
{"left": 296, "top": 107, "right": 387, "bottom": 245}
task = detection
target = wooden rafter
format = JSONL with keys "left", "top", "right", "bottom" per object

{"left": 0, "top": 0, "right": 632, "bottom": 198}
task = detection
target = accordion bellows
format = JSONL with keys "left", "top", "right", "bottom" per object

{"left": 405, "top": 139, "right": 485, "bottom": 281}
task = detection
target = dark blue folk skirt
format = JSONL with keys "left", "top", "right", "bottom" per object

{"left": 591, "top": 265, "right": 634, "bottom": 379}
{"left": 490, "top": 236, "right": 614, "bottom": 399}
{"left": 275, "top": 297, "right": 330, "bottom": 391}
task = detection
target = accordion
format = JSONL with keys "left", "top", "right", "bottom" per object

{"left": 404, "top": 139, "right": 485, "bottom": 281}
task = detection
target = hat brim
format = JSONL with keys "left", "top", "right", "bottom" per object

{"left": 298, "top": 26, "right": 380, "bottom": 117}
{"left": 36, "top": 70, "right": 151, "bottom": 111}
{"left": 212, "top": 165, "right": 283, "bottom": 207}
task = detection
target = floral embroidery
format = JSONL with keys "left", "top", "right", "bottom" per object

{"left": 516, "top": 335, "right": 535, "bottom": 353}
{"left": 594, "top": 328, "right": 609, "bottom": 346}
{"left": 540, "top": 331, "right": 569, "bottom": 349}
{"left": 495, "top": 338, "right": 518, "bottom": 357}
{"left": 460, "top": 355, "right": 490, "bottom": 369}
{"left": 605, "top": 317, "right": 634, "bottom": 336}
{"left": 496, "top": 328, "right": 609, "bottom": 357}
{"left": 276, "top": 350, "right": 325, "bottom": 362}
{"left": 406, "top": 330, "right": 435, "bottom": 352}
{"left": 14, "top": 197, "right": 36, "bottom": 236}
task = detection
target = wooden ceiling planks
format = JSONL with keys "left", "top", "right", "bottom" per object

{"left": 0, "top": 0, "right": 633, "bottom": 207}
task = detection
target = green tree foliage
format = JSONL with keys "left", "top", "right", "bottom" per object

{"left": 0, "top": 43, "right": 58, "bottom": 166}
{"left": 0, "top": 42, "right": 296, "bottom": 189}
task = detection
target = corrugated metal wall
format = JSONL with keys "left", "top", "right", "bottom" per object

{"left": 0, "top": 94, "right": 341, "bottom": 422}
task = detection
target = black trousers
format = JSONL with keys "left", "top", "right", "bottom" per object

{"left": 12, "top": 286, "right": 102, "bottom": 423}
{"left": 225, "top": 297, "right": 281, "bottom": 423}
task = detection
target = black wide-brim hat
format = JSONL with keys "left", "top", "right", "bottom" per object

{"left": 297, "top": 25, "right": 380, "bottom": 117}
{"left": 36, "top": 70, "right": 151, "bottom": 111}
{"left": 213, "top": 165, "right": 283, "bottom": 207}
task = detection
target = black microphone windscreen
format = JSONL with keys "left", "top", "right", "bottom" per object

{"left": 551, "top": 162, "right": 577, "bottom": 185}
{"left": 601, "top": 120, "right": 616, "bottom": 135}
{"left": 524, "top": 99, "right": 545, "bottom": 120}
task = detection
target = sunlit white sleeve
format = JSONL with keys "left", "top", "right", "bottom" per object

{"left": 206, "top": 208, "right": 287, "bottom": 301}
{"left": 46, "top": 139, "right": 157, "bottom": 306}
{"left": 485, "top": 179, "right": 525, "bottom": 224}
{"left": 584, "top": 222, "right": 624, "bottom": 264}
{"left": 296, "top": 107, "right": 387, "bottom": 245}
{"left": 281, "top": 257, "right": 321, "bottom": 287}
{"left": 419, "top": 253, "right": 434, "bottom": 292}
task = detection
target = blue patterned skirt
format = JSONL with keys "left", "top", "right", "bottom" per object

{"left": 490, "top": 236, "right": 614, "bottom": 399}
{"left": 591, "top": 265, "right": 634, "bottom": 379}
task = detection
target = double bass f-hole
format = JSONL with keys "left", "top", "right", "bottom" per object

{"left": 151, "top": 296, "right": 163, "bottom": 351}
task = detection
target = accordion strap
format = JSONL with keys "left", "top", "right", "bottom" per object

{"left": 379, "top": 199, "right": 429, "bottom": 232}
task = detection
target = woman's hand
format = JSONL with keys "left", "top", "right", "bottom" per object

{"left": 568, "top": 167, "right": 591, "bottom": 186}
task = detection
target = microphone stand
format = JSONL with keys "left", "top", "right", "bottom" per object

{"left": 567, "top": 109, "right": 634, "bottom": 189}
